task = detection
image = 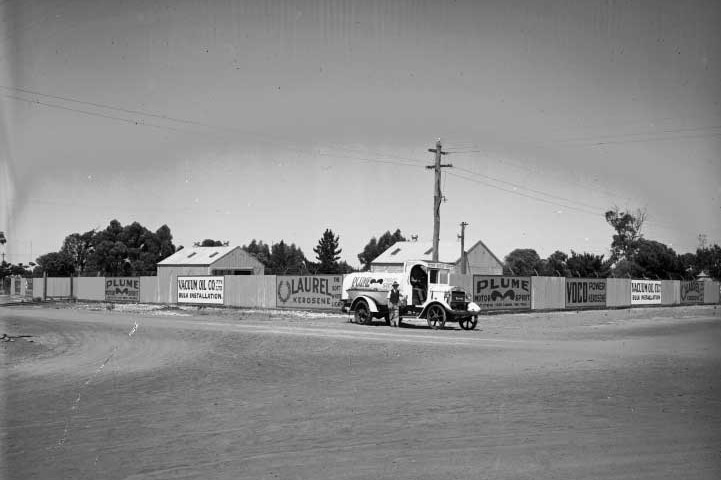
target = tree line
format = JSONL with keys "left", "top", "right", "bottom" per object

{"left": 1, "top": 209, "right": 719, "bottom": 281}
{"left": 0, "top": 221, "right": 406, "bottom": 278}
{"left": 503, "top": 207, "right": 721, "bottom": 280}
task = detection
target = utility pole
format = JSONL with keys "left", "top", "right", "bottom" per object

{"left": 426, "top": 139, "right": 452, "bottom": 262}
{"left": 458, "top": 221, "right": 468, "bottom": 274}
{"left": 0, "top": 231, "right": 6, "bottom": 264}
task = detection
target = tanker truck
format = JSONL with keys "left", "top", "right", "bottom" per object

{"left": 341, "top": 260, "right": 480, "bottom": 330}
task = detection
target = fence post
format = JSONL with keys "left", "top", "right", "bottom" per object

{"left": 43, "top": 272, "right": 47, "bottom": 301}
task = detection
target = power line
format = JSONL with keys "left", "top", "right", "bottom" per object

{"left": 587, "top": 132, "right": 721, "bottom": 147}
{"left": 3, "top": 86, "right": 413, "bottom": 161}
{"left": 2, "top": 86, "right": 438, "bottom": 171}
{"left": 317, "top": 150, "right": 426, "bottom": 169}
{"left": 0, "top": 85, "right": 708, "bottom": 236}
{"left": 444, "top": 121, "right": 721, "bottom": 151}
{"left": 452, "top": 164, "right": 607, "bottom": 212}
{"left": 445, "top": 170, "right": 602, "bottom": 217}
{"left": 552, "top": 124, "right": 721, "bottom": 144}
{"left": 1, "top": 85, "right": 217, "bottom": 127}
{"left": 1, "top": 92, "right": 322, "bottom": 158}
{"left": 2, "top": 94, "right": 189, "bottom": 133}
{"left": 447, "top": 169, "right": 679, "bottom": 232}
{"left": 445, "top": 149, "right": 634, "bottom": 204}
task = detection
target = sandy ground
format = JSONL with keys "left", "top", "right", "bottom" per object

{"left": 1, "top": 303, "right": 720, "bottom": 479}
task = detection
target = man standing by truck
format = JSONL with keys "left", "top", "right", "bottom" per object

{"left": 387, "top": 281, "right": 403, "bottom": 327}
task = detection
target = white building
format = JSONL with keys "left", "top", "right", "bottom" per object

{"left": 370, "top": 241, "right": 503, "bottom": 275}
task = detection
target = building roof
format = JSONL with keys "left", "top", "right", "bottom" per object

{"left": 371, "top": 241, "right": 464, "bottom": 265}
{"left": 371, "top": 240, "right": 505, "bottom": 268}
{"left": 157, "top": 245, "right": 238, "bottom": 266}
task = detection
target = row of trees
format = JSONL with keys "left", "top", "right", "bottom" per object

{"left": 241, "top": 229, "right": 355, "bottom": 274}
{"left": 0, "top": 222, "right": 406, "bottom": 278}
{"left": 504, "top": 207, "right": 721, "bottom": 280}
{"left": 2, "top": 225, "right": 379, "bottom": 277}
{"left": 35, "top": 220, "right": 177, "bottom": 277}
{"left": 2, "top": 208, "right": 719, "bottom": 281}
{"left": 239, "top": 228, "right": 407, "bottom": 274}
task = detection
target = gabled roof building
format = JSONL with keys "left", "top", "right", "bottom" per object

{"left": 154, "top": 245, "right": 264, "bottom": 303}
{"left": 157, "top": 245, "right": 264, "bottom": 276}
{"left": 370, "top": 240, "right": 503, "bottom": 275}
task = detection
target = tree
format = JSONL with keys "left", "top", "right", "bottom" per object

{"left": 35, "top": 252, "right": 76, "bottom": 276}
{"left": 605, "top": 206, "right": 646, "bottom": 263}
{"left": 693, "top": 243, "right": 721, "bottom": 281}
{"left": 337, "top": 260, "right": 355, "bottom": 274}
{"left": 679, "top": 252, "right": 698, "bottom": 278}
{"left": 242, "top": 239, "right": 271, "bottom": 266}
{"left": 49, "top": 220, "right": 176, "bottom": 276}
{"left": 357, "top": 229, "right": 406, "bottom": 271}
{"left": 313, "top": 229, "right": 342, "bottom": 274}
{"left": 0, "top": 261, "right": 31, "bottom": 279}
{"left": 60, "top": 230, "right": 95, "bottom": 274}
{"left": 198, "top": 239, "right": 227, "bottom": 247}
{"left": 541, "top": 250, "right": 569, "bottom": 276}
{"left": 155, "top": 224, "right": 176, "bottom": 261}
{"left": 504, "top": 249, "right": 542, "bottom": 276}
{"left": 268, "top": 241, "right": 307, "bottom": 275}
{"left": 566, "top": 251, "right": 609, "bottom": 278}
{"left": 609, "top": 239, "right": 685, "bottom": 279}
{"left": 611, "top": 259, "right": 645, "bottom": 278}
{"left": 633, "top": 239, "right": 684, "bottom": 279}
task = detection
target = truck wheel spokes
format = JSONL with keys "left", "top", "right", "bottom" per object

{"left": 459, "top": 316, "right": 478, "bottom": 330}
{"left": 354, "top": 301, "right": 370, "bottom": 325}
{"left": 426, "top": 305, "right": 446, "bottom": 330}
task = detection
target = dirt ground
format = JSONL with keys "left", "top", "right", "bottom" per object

{"left": 2, "top": 303, "right": 720, "bottom": 479}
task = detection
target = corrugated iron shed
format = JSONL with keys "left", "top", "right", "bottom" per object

{"left": 370, "top": 240, "right": 503, "bottom": 275}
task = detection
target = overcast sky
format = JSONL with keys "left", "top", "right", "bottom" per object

{"left": 1, "top": 0, "right": 720, "bottom": 268}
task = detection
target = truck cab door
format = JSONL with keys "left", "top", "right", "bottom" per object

{"left": 408, "top": 264, "right": 429, "bottom": 306}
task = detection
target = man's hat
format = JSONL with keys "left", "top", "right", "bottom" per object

{"left": 392, "top": 281, "right": 399, "bottom": 286}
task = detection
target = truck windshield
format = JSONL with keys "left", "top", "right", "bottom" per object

{"left": 429, "top": 269, "right": 449, "bottom": 284}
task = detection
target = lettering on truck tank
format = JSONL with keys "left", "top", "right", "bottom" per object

{"left": 350, "top": 277, "right": 386, "bottom": 288}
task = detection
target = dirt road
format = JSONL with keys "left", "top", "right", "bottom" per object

{"left": 2, "top": 304, "right": 720, "bottom": 479}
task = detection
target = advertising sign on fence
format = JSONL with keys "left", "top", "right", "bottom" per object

{"left": 24, "top": 278, "right": 33, "bottom": 298}
{"left": 473, "top": 276, "right": 531, "bottom": 310}
{"left": 276, "top": 275, "right": 343, "bottom": 310}
{"left": 631, "top": 279, "right": 662, "bottom": 305}
{"left": 105, "top": 277, "right": 140, "bottom": 302}
{"left": 177, "top": 276, "right": 224, "bottom": 305}
{"left": 680, "top": 280, "right": 704, "bottom": 304}
{"left": 565, "top": 279, "right": 606, "bottom": 308}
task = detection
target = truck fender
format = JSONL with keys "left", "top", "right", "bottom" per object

{"left": 418, "top": 301, "right": 445, "bottom": 319}
{"left": 351, "top": 295, "right": 380, "bottom": 313}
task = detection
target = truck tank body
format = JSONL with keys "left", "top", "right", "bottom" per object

{"left": 341, "top": 272, "right": 409, "bottom": 301}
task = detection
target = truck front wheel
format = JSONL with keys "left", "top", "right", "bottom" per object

{"left": 426, "top": 304, "right": 446, "bottom": 330}
{"left": 459, "top": 316, "right": 478, "bottom": 330}
{"left": 354, "top": 300, "right": 371, "bottom": 325}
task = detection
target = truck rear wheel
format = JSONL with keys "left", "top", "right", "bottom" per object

{"left": 426, "top": 304, "right": 446, "bottom": 329}
{"left": 459, "top": 316, "right": 478, "bottom": 330}
{"left": 354, "top": 300, "right": 371, "bottom": 325}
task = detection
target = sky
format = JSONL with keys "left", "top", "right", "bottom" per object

{"left": 1, "top": 0, "right": 720, "bottom": 268}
